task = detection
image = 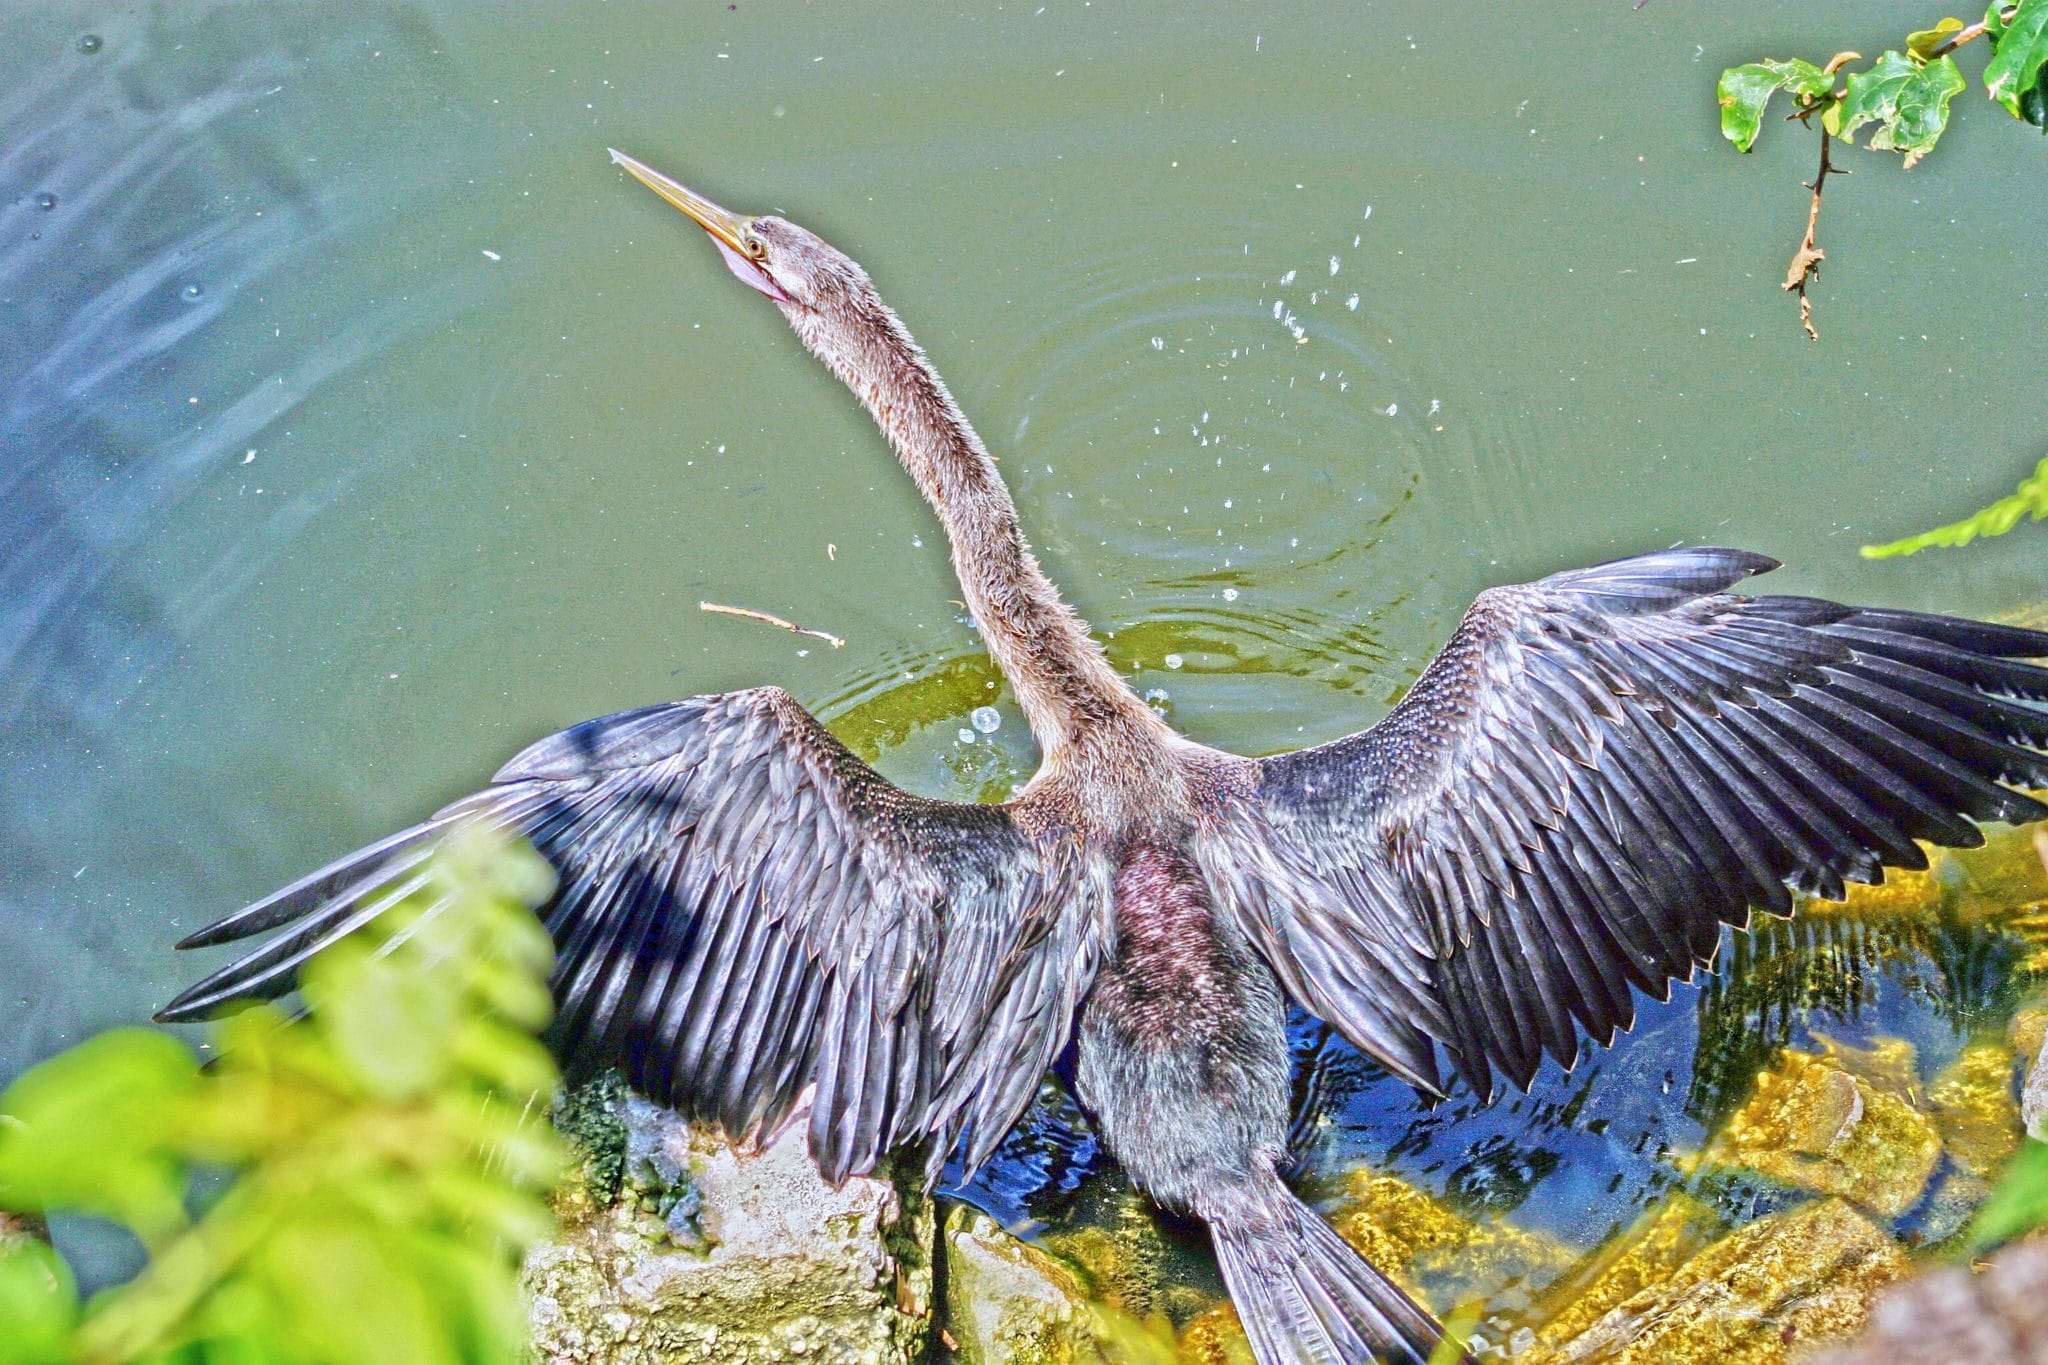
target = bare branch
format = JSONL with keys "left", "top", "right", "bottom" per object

{"left": 1783, "top": 122, "right": 1841, "bottom": 341}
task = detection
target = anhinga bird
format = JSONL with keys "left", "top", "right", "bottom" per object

{"left": 161, "top": 149, "right": 2048, "bottom": 1365}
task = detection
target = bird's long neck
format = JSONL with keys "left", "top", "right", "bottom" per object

{"left": 789, "top": 287, "right": 1156, "bottom": 758}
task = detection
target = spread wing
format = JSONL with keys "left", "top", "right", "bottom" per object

{"left": 1196, "top": 548, "right": 2048, "bottom": 1097}
{"left": 160, "top": 686, "right": 1104, "bottom": 1184}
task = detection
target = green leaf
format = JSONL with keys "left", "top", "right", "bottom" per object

{"left": 1718, "top": 59, "right": 1833, "bottom": 151}
{"left": 1834, "top": 51, "right": 1967, "bottom": 162}
{"left": 1987, "top": 0, "right": 2048, "bottom": 125}
{"left": 1861, "top": 454, "right": 2048, "bottom": 556}
{"left": 1874, "top": 55, "right": 1967, "bottom": 159}
{"left": 1965, "top": 1137, "right": 2048, "bottom": 1251}
{"left": 0, "top": 1241, "right": 79, "bottom": 1364}
{"left": 0, "top": 1030, "right": 199, "bottom": 1242}
{"left": 1907, "top": 17, "right": 1969, "bottom": 61}
{"left": 252, "top": 1214, "right": 459, "bottom": 1365}
{"left": 313, "top": 935, "right": 460, "bottom": 1101}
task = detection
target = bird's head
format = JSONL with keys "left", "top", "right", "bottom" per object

{"left": 609, "top": 148, "right": 861, "bottom": 317}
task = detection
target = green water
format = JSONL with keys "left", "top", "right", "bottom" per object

{"left": 4, "top": 0, "right": 2047, "bottom": 1323}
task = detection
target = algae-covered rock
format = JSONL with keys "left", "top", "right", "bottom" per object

{"left": 1531, "top": 1194, "right": 1723, "bottom": 1351}
{"left": 1175, "top": 1303, "right": 1256, "bottom": 1365}
{"left": 1039, "top": 1192, "right": 1213, "bottom": 1329}
{"left": 1929, "top": 1040, "right": 2025, "bottom": 1180}
{"left": 1813, "top": 1032, "right": 1920, "bottom": 1099}
{"left": 940, "top": 1204, "right": 1107, "bottom": 1365}
{"left": 1529, "top": 1197, "right": 1911, "bottom": 1364}
{"left": 527, "top": 1088, "right": 931, "bottom": 1364}
{"left": 1806, "top": 1234, "right": 2048, "bottom": 1365}
{"left": 1709, "top": 1049, "right": 1941, "bottom": 1218}
{"left": 1327, "top": 1166, "right": 1575, "bottom": 1314}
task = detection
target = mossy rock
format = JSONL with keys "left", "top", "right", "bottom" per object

{"left": 527, "top": 1090, "right": 931, "bottom": 1364}
{"left": 939, "top": 1205, "right": 1107, "bottom": 1365}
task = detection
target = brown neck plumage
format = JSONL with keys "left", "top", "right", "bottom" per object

{"left": 787, "top": 285, "right": 1156, "bottom": 759}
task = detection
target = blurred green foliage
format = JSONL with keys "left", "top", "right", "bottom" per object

{"left": 1965, "top": 1137, "right": 2048, "bottom": 1252}
{"left": 0, "top": 831, "right": 565, "bottom": 1364}
{"left": 1861, "top": 454, "right": 2048, "bottom": 557}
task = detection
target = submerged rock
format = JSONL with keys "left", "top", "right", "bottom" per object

{"left": 1806, "top": 1234, "right": 2048, "bottom": 1365}
{"left": 1529, "top": 1197, "right": 1911, "bottom": 1364}
{"left": 1327, "top": 1166, "right": 1575, "bottom": 1315}
{"left": 1531, "top": 1194, "right": 1723, "bottom": 1351}
{"left": 1929, "top": 1040, "right": 2025, "bottom": 1181}
{"left": 1709, "top": 1048, "right": 1941, "bottom": 1219}
{"left": 1174, "top": 1303, "right": 1256, "bottom": 1365}
{"left": 940, "top": 1205, "right": 1107, "bottom": 1365}
{"left": 527, "top": 1085, "right": 931, "bottom": 1364}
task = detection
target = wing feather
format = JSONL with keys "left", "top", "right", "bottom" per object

{"left": 1195, "top": 548, "right": 2048, "bottom": 1095}
{"left": 161, "top": 686, "right": 1103, "bottom": 1185}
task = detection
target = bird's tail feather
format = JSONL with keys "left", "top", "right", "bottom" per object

{"left": 1209, "top": 1184, "right": 1460, "bottom": 1365}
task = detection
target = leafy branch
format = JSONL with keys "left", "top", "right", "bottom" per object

{"left": 1718, "top": 0, "right": 2048, "bottom": 338}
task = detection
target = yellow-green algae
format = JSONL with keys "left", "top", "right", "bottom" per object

{"left": 1928, "top": 1040, "right": 2025, "bottom": 1181}
{"left": 1326, "top": 1167, "right": 1575, "bottom": 1314}
{"left": 1524, "top": 1198, "right": 1911, "bottom": 1364}
{"left": 1700, "top": 1047, "right": 1942, "bottom": 1219}
{"left": 1530, "top": 1195, "right": 1724, "bottom": 1350}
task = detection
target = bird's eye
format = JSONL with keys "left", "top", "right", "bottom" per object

{"left": 743, "top": 236, "right": 768, "bottom": 262}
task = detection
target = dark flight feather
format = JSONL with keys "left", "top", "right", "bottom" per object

{"left": 160, "top": 685, "right": 1103, "bottom": 1186}
{"left": 1197, "top": 547, "right": 2048, "bottom": 1096}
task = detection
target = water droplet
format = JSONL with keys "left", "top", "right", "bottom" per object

{"left": 956, "top": 728, "right": 976, "bottom": 745}
{"left": 970, "top": 705, "right": 1001, "bottom": 734}
{"left": 1345, "top": 294, "right": 1360, "bottom": 310}
{"left": 1279, "top": 268, "right": 1297, "bottom": 285}
{"left": 181, "top": 283, "right": 205, "bottom": 300}
{"left": 1222, "top": 588, "right": 1239, "bottom": 602}
{"left": 1164, "top": 653, "right": 1184, "bottom": 670}
{"left": 77, "top": 33, "right": 103, "bottom": 54}
{"left": 1329, "top": 255, "right": 1341, "bottom": 275}
{"left": 34, "top": 192, "right": 56, "bottom": 211}
{"left": 1150, "top": 336, "right": 1164, "bottom": 351}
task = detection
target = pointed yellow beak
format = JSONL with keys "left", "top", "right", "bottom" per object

{"left": 608, "top": 148, "right": 753, "bottom": 256}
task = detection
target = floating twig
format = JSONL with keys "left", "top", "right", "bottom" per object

{"left": 699, "top": 600, "right": 845, "bottom": 648}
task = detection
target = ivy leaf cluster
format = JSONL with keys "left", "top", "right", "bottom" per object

{"left": 1719, "top": 0, "right": 2048, "bottom": 165}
